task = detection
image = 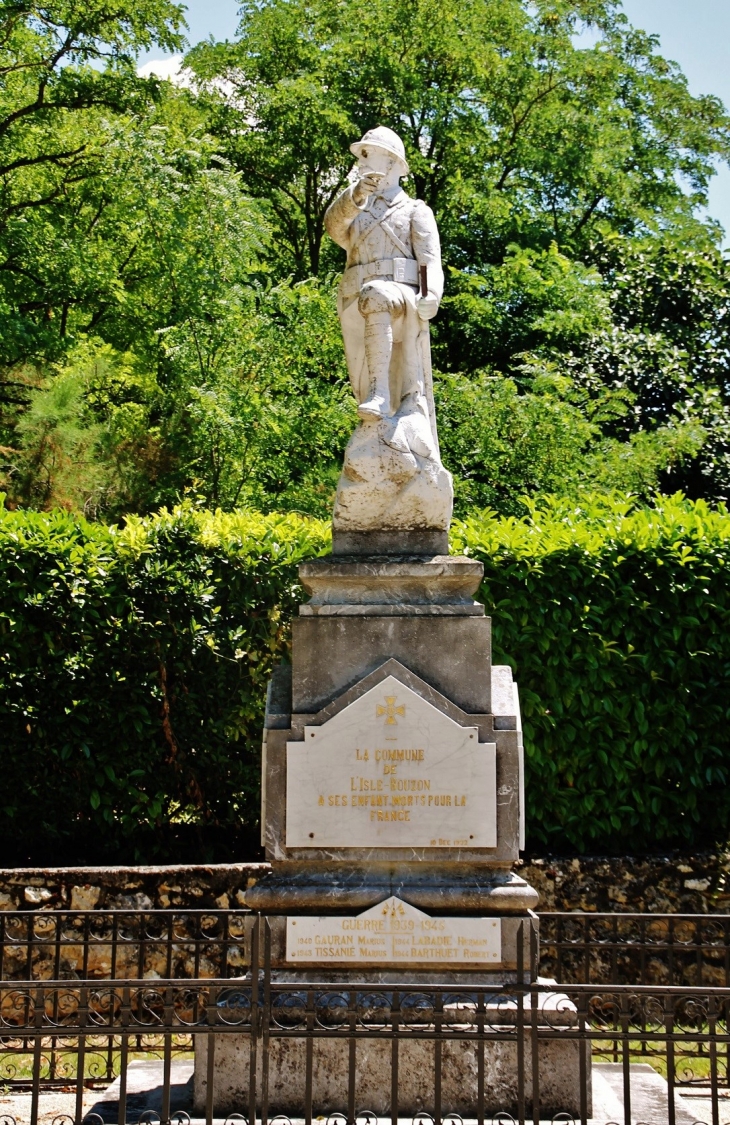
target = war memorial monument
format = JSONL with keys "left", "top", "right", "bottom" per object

{"left": 195, "top": 126, "right": 585, "bottom": 1117}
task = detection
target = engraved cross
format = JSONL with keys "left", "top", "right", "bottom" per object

{"left": 377, "top": 695, "right": 405, "bottom": 726}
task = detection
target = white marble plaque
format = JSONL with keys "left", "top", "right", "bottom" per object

{"left": 286, "top": 675, "right": 496, "bottom": 848}
{"left": 286, "top": 896, "right": 501, "bottom": 964}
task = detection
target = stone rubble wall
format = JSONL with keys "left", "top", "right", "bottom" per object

{"left": 0, "top": 855, "right": 728, "bottom": 914}
{"left": 0, "top": 864, "right": 270, "bottom": 912}
{"left": 518, "top": 854, "right": 730, "bottom": 914}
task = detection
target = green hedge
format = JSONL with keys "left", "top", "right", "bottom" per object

{"left": 0, "top": 494, "right": 728, "bottom": 862}
{"left": 0, "top": 505, "right": 330, "bottom": 863}
{"left": 455, "top": 496, "right": 730, "bottom": 853}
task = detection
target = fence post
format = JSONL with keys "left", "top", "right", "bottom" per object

{"left": 391, "top": 988, "right": 400, "bottom": 1125}
{"left": 665, "top": 991, "right": 676, "bottom": 1125}
{"left": 578, "top": 992, "right": 588, "bottom": 1125}
{"left": 261, "top": 919, "right": 272, "bottom": 1125}
{"left": 305, "top": 985, "right": 315, "bottom": 1125}
{"left": 75, "top": 984, "right": 88, "bottom": 1125}
{"left": 117, "top": 985, "right": 130, "bottom": 1125}
{"left": 205, "top": 984, "right": 216, "bottom": 1125}
{"left": 30, "top": 984, "right": 43, "bottom": 1125}
{"left": 517, "top": 920, "right": 525, "bottom": 1125}
{"left": 530, "top": 924, "right": 539, "bottom": 1125}
{"left": 249, "top": 916, "right": 260, "bottom": 1125}
{"left": 620, "top": 991, "right": 631, "bottom": 1125}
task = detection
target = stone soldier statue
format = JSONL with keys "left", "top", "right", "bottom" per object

{"left": 325, "top": 126, "right": 453, "bottom": 536}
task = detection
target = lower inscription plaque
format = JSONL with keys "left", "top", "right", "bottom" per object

{"left": 286, "top": 896, "right": 501, "bottom": 965}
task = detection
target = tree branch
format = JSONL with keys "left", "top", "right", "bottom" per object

{"left": 0, "top": 145, "right": 87, "bottom": 176}
{"left": 572, "top": 194, "right": 605, "bottom": 236}
{"left": 0, "top": 81, "right": 49, "bottom": 139}
{"left": 0, "top": 175, "right": 89, "bottom": 221}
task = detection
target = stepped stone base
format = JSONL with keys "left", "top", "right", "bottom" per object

{"left": 245, "top": 868, "right": 538, "bottom": 915}
{"left": 332, "top": 529, "right": 449, "bottom": 556}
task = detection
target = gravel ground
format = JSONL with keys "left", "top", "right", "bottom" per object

{"left": 0, "top": 1088, "right": 97, "bottom": 1124}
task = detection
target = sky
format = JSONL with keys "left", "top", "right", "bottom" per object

{"left": 617, "top": 1, "right": 730, "bottom": 243}
{"left": 142, "top": 0, "right": 730, "bottom": 242}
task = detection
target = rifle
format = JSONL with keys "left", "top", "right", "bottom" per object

{"left": 418, "top": 264, "right": 440, "bottom": 457}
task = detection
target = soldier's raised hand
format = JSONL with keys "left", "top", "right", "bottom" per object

{"left": 352, "top": 173, "right": 383, "bottom": 206}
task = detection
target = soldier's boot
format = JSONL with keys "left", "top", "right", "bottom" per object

{"left": 359, "top": 312, "right": 393, "bottom": 420}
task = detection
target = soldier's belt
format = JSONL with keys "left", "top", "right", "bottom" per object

{"left": 341, "top": 257, "right": 419, "bottom": 298}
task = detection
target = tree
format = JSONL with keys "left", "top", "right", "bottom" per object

{"left": 0, "top": 0, "right": 186, "bottom": 375}
{"left": 3, "top": 0, "right": 730, "bottom": 519}
{"left": 187, "top": 31, "right": 357, "bottom": 278}
{"left": 0, "top": 7, "right": 354, "bottom": 521}
{"left": 532, "top": 237, "right": 730, "bottom": 502}
{"left": 187, "top": 0, "right": 730, "bottom": 278}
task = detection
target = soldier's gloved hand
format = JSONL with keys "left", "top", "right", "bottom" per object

{"left": 417, "top": 294, "right": 439, "bottom": 320}
{"left": 352, "top": 173, "right": 383, "bottom": 206}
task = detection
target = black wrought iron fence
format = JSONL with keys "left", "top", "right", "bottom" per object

{"left": 5, "top": 910, "right": 730, "bottom": 990}
{"left": 1, "top": 912, "right": 729, "bottom": 1125}
{"left": 3, "top": 909, "right": 728, "bottom": 990}
{"left": 0, "top": 911, "right": 252, "bottom": 984}
{"left": 539, "top": 912, "right": 730, "bottom": 988}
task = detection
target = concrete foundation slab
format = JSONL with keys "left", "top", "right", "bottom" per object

{"left": 591, "top": 1062, "right": 699, "bottom": 1125}
{"left": 88, "top": 1058, "right": 194, "bottom": 1123}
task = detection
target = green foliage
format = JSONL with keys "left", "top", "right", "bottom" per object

{"left": 452, "top": 493, "right": 730, "bottom": 852}
{"left": 0, "top": 501, "right": 329, "bottom": 862}
{"left": 435, "top": 370, "right": 597, "bottom": 515}
{"left": 1, "top": 0, "right": 728, "bottom": 868}
{"left": 0, "top": 276, "right": 353, "bottom": 515}
{"left": 434, "top": 244, "right": 613, "bottom": 374}
{"left": 432, "top": 235, "right": 730, "bottom": 508}
{"left": 10, "top": 366, "right": 106, "bottom": 512}
{"left": 435, "top": 366, "right": 706, "bottom": 515}
{"left": 579, "top": 424, "right": 707, "bottom": 497}
{"left": 2, "top": 0, "right": 730, "bottom": 519}
{"left": 559, "top": 237, "right": 730, "bottom": 500}
{"left": 0, "top": 113, "right": 354, "bottom": 517}
{"left": 0, "top": 0, "right": 186, "bottom": 368}
{"left": 1, "top": 495, "right": 728, "bottom": 862}
{"left": 188, "top": 0, "right": 730, "bottom": 278}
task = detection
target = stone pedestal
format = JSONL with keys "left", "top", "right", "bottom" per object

{"left": 192, "top": 533, "right": 581, "bottom": 1113}
{"left": 250, "top": 543, "right": 536, "bottom": 954}
{"left": 250, "top": 544, "right": 535, "bottom": 958}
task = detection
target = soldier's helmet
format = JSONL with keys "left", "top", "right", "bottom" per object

{"left": 350, "top": 126, "right": 409, "bottom": 174}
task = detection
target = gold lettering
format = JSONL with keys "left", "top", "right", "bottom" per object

{"left": 350, "top": 777, "right": 384, "bottom": 792}
{"left": 374, "top": 748, "right": 424, "bottom": 762}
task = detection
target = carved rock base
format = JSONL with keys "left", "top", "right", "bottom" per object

{"left": 333, "top": 416, "right": 453, "bottom": 532}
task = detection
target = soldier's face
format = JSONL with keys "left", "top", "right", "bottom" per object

{"left": 357, "top": 146, "right": 395, "bottom": 179}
